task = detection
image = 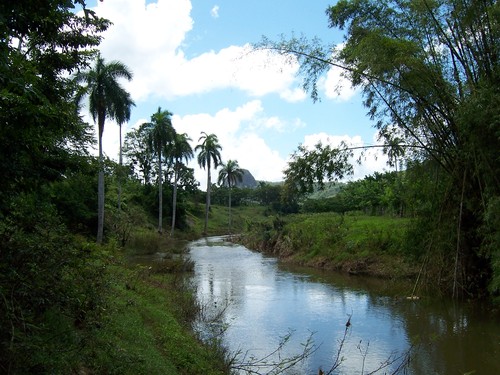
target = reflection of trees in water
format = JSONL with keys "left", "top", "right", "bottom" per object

{"left": 191, "top": 240, "right": 499, "bottom": 375}
{"left": 368, "top": 296, "right": 500, "bottom": 375}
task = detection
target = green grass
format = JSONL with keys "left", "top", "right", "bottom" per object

{"left": 239, "top": 211, "right": 417, "bottom": 278}
{"left": 81, "top": 260, "right": 228, "bottom": 374}
{"left": 187, "top": 203, "right": 268, "bottom": 236}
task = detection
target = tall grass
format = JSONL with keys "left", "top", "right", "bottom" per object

{"left": 240, "top": 211, "right": 417, "bottom": 278}
{"left": 188, "top": 203, "right": 268, "bottom": 236}
{"left": 80, "top": 260, "right": 229, "bottom": 374}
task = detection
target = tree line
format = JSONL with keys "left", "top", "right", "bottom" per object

{"left": 0, "top": 1, "right": 246, "bottom": 371}
{"left": 259, "top": 0, "right": 499, "bottom": 299}
{"left": 0, "top": 0, "right": 498, "bottom": 372}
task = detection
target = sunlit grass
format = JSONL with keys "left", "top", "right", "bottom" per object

{"left": 189, "top": 203, "right": 268, "bottom": 236}
{"left": 239, "top": 211, "right": 417, "bottom": 278}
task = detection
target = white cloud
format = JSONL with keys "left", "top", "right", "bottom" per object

{"left": 169, "top": 45, "right": 299, "bottom": 98}
{"left": 247, "top": 115, "right": 306, "bottom": 133}
{"left": 320, "top": 66, "right": 358, "bottom": 102}
{"left": 172, "top": 101, "right": 287, "bottom": 189}
{"left": 261, "top": 116, "right": 284, "bottom": 132}
{"left": 90, "top": 0, "right": 301, "bottom": 102}
{"left": 318, "top": 44, "right": 358, "bottom": 102}
{"left": 211, "top": 5, "right": 219, "bottom": 18}
{"left": 79, "top": 1, "right": 382, "bottom": 189}
{"left": 280, "top": 87, "right": 307, "bottom": 102}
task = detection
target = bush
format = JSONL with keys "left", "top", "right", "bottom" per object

{"left": 0, "top": 194, "right": 111, "bottom": 373}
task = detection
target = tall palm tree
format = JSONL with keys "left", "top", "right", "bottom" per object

{"left": 143, "top": 107, "right": 174, "bottom": 234}
{"left": 116, "top": 91, "right": 135, "bottom": 211}
{"left": 169, "top": 133, "right": 193, "bottom": 236}
{"left": 195, "top": 132, "right": 222, "bottom": 234}
{"left": 75, "top": 53, "right": 133, "bottom": 244}
{"left": 218, "top": 159, "right": 244, "bottom": 232}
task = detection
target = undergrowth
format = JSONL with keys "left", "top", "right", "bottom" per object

{"left": 79, "top": 256, "right": 229, "bottom": 374}
{"left": 239, "top": 211, "right": 417, "bottom": 279}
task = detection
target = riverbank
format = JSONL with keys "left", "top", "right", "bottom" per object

{"left": 78, "top": 250, "right": 229, "bottom": 374}
{"left": 234, "top": 212, "right": 420, "bottom": 281}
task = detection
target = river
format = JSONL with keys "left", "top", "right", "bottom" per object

{"left": 187, "top": 236, "right": 500, "bottom": 375}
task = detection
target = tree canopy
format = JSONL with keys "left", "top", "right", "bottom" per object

{"left": 260, "top": 0, "right": 500, "bottom": 297}
{"left": 0, "top": 1, "right": 114, "bottom": 371}
{"left": 75, "top": 53, "right": 134, "bottom": 242}
{"left": 195, "top": 132, "right": 223, "bottom": 233}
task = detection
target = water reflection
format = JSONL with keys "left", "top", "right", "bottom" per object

{"left": 188, "top": 237, "right": 500, "bottom": 375}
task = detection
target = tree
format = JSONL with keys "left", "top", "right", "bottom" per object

{"left": 283, "top": 142, "right": 354, "bottom": 196}
{"left": 123, "top": 123, "right": 154, "bottom": 184}
{"left": 116, "top": 91, "right": 135, "bottom": 211}
{"left": 74, "top": 53, "right": 134, "bottom": 243}
{"left": 143, "top": 107, "right": 175, "bottom": 234}
{"left": 255, "top": 182, "right": 283, "bottom": 210}
{"left": 195, "top": 132, "right": 222, "bottom": 234}
{"left": 260, "top": 0, "right": 500, "bottom": 297}
{"left": 218, "top": 159, "right": 244, "bottom": 232}
{"left": 170, "top": 132, "right": 194, "bottom": 236}
{"left": 0, "top": 1, "right": 111, "bottom": 371}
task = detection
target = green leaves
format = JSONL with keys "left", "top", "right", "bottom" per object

{"left": 260, "top": 0, "right": 500, "bottom": 296}
{"left": 284, "top": 142, "right": 354, "bottom": 197}
{"left": 218, "top": 159, "right": 244, "bottom": 187}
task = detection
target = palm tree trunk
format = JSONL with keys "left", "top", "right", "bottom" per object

{"left": 97, "top": 120, "right": 105, "bottom": 244}
{"left": 158, "top": 149, "right": 163, "bottom": 233}
{"left": 204, "top": 165, "right": 211, "bottom": 234}
{"left": 118, "top": 123, "right": 122, "bottom": 211}
{"left": 228, "top": 183, "right": 232, "bottom": 233}
{"left": 171, "top": 164, "right": 178, "bottom": 237}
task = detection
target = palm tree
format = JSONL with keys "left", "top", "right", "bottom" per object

{"left": 143, "top": 107, "right": 175, "bottom": 234}
{"left": 75, "top": 53, "right": 134, "bottom": 244}
{"left": 116, "top": 91, "right": 135, "bottom": 211}
{"left": 169, "top": 133, "right": 194, "bottom": 236}
{"left": 195, "top": 132, "right": 222, "bottom": 234}
{"left": 218, "top": 159, "right": 244, "bottom": 232}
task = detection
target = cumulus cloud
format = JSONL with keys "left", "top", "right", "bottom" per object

{"left": 81, "top": 0, "right": 378, "bottom": 185}
{"left": 280, "top": 87, "right": 307, "bottom": 102}
{"left": 319, "top": 44, "right": 359, "bottom": 102}
{"left": 211, "top": 5, "right": 219, "bottom": 18}
{"left": 172, "top": 101, "right": 287, "bottom": 189}
{"left": 321, "top": 65, "right": 358, "bottom": 101}
{"left": 89, "top": 1, "right": 301, "bottom": 102}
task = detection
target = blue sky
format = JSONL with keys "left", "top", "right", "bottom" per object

{"left": 83, "top": 0, "right": 390, "bottom": 188}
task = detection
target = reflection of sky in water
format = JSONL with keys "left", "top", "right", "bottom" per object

{"left": 189, "top": 237, "right": 500, "bottom": 375}
{"left": 190, "top": 239, "right": 410, "bottom": 374}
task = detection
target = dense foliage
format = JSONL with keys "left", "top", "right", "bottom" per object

{"left": 1, "top": 1, "right": 498, "bottom": 371}
{"left": 261, "top": 0, "right": 500, "bottom": 298}
{"left": 0, "top": 1, "right": 111, "bottom": 372}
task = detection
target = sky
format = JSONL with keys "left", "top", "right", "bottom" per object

{"left": 81, "top": 0, "right": 391, "bottom": 189}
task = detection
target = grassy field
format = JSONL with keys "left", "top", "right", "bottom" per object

{"left": 185, "top": 203, "right": 269, "bottom": 237}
